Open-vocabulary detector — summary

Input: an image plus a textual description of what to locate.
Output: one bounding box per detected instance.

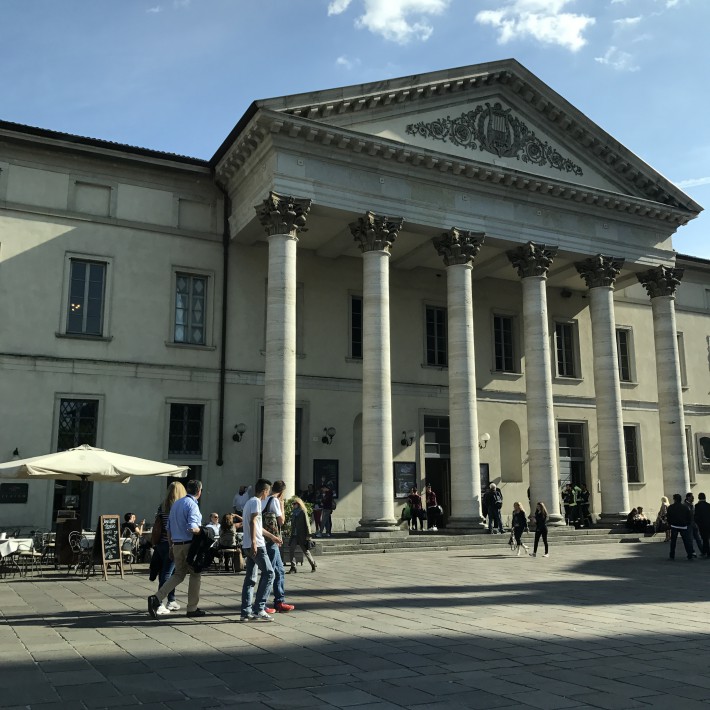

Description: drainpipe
[215,181,231,466]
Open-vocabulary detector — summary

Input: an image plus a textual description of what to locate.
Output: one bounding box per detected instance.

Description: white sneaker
[516,548,521,556]
[543,553,549,557]
[431,526,438,531]
[166,601,181,611]
[253,611,273,622]
[155,604,171,616]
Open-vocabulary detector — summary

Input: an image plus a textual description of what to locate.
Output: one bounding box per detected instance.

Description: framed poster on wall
[313,459,339,497]
[394,461,416,498]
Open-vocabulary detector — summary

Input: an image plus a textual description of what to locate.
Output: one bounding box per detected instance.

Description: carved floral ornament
[507,241,558,279]
[349,211,404,253]
[405,101,583,176]
[255,191,312,237]
[433,228,486,266]
[637,265,684,298]
[575,255,625,289]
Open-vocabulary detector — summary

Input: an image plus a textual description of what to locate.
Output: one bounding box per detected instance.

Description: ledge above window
[56,332,113,342]
[165,341,216,352]
[490,370,523,380]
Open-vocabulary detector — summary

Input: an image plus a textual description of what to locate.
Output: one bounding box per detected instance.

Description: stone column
[256,192,311,495]
[433,228,485,528]
[508,242,563,523]
[638,265,690,496]
[576,255,630,518]
[350,212,403,531]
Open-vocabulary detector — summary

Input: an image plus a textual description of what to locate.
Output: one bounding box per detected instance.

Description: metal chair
[16,539,42,577]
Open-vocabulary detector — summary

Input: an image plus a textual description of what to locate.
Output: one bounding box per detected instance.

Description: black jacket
[187,526,216,573]
[512,510,528,530]
[534,510,548,530]
[694,500,710,530]
[667,502,691,528]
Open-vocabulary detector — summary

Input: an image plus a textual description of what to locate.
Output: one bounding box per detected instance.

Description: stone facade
[0,59,708,532]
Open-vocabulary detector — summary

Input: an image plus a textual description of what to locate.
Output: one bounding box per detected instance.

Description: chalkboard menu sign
[0,483,29,504]
[95,515,124,580]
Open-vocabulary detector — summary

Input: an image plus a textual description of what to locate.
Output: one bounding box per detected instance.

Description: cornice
[215,109,695,227]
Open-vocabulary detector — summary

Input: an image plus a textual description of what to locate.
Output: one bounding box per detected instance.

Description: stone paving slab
[1,541,710,709]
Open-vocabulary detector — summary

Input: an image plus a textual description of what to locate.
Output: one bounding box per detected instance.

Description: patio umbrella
[0,445,189,483]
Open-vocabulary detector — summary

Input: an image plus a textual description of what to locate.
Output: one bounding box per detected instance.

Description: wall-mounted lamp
[400,430,416,447]
[478,433,491,449]
[322,427,336,445]
[12,448,19,458]
[232,423,247,442]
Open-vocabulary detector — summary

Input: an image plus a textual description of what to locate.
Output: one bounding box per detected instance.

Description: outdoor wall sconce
[232,423,247,442]
[12,448,19,458]
[400,430,416,447]
[478,433,491,449]
[322,427,336,445]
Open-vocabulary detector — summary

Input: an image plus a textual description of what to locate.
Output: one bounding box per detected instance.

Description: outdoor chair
[16,539,42,577]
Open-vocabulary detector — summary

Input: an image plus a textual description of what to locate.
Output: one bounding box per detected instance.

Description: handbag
[307,539,316,550]
[151,512,163,546]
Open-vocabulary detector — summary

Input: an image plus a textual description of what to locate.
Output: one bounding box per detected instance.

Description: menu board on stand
[93,514,124,580]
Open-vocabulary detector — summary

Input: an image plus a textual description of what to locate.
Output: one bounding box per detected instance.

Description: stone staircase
[312,525,659,557]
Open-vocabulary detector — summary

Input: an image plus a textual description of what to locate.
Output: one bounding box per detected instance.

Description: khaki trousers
[156,543,201,612]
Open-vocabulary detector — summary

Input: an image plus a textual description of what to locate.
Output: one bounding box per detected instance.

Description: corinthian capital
[349,211,404,253]
[433,228,485,266]
[507,241,558,279]
[256,191,312,237]
[637,265,684,298]
[575,254,625,289]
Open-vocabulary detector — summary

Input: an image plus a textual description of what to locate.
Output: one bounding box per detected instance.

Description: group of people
[655,491,710,560]
[561,483,593,528]
[300,484,337,538]
[402,484,441,531]
[147,477,319,621]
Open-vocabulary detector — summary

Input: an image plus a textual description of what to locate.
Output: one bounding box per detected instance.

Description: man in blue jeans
[240,478,280,622]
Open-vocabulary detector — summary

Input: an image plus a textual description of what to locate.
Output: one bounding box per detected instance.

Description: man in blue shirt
[148,479,206,619]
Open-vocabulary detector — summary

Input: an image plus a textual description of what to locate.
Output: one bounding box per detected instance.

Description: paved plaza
[1,541,710,709]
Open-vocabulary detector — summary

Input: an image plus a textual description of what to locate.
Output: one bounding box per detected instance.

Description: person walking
[239,478,278,622]
[262,480,295,613]
[425,483,439,531]
[511,502,529,556]
[684,492,704,554]
[656,496,671,541]
[407,486,425,531]
[667,493,694,560]
[151,481,186,616]
[530,502,549,557]
[578,483,593,527]
[148,479,206,619]
[287,497,317,573]
[319,486,336,537]
[483,483,504,534]
[694,492,710,557]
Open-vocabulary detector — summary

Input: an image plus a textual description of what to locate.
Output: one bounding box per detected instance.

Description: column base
[547,513,566,526]
[446,516,485,533]
[356,518,401,534]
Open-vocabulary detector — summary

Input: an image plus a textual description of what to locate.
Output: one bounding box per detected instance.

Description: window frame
[58,253,113,340]
[424,303,448,368]
[676,331,688,388]
[52,393,104,452]
[553,319,580,380]
[168,267,215,349]
[491,312,520,374]
[623,424,643,484]
[348,293,363,361]
[164,399,210,470]
[615,327,636,383]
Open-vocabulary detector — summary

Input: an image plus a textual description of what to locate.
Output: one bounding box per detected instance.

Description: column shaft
[651,295,690,495]
[446,263,482,525]
[262,234,297,494]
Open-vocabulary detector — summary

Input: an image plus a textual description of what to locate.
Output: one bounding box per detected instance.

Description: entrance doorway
[558,422,587,488]
[423,415,450,527]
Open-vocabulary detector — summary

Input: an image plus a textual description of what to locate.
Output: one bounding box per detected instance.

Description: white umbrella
[0,445,189,483]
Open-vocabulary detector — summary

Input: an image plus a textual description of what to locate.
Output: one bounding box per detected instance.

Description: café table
[0,537,34,577]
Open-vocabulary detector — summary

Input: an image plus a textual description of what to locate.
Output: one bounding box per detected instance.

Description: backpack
[263,496,281,537]
[494,489,503,509]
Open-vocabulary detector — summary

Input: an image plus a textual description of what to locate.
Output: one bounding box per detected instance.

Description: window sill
[490,370,523,380]
[56,332,113,342]
[259,350,306,359]
[421,364,448,371]
[620,380,639,388]
[553,376,583,384]
[165,341,216,352]
[345,357,363,364]
[627,481,645,486]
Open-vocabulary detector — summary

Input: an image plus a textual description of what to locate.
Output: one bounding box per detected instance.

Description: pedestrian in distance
[287,497,317,573]
[407,486,425,531]
[262,480,295,613]
[684,492,704,554]
[530,501,549,557]
[148,479,206,619]
[667,493,694,560]
[510,501,529,556]
[655,496,670,541]
[425,483,439,531]
[239,478,279,622]
[483,483,504,534]
[693,492,710,557]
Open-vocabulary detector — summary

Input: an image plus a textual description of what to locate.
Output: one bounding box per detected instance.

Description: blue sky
[1,0,708,256]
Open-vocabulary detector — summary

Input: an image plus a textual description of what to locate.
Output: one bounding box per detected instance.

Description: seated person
[217,513,243,571]
[122,512,145,537]
[625,508,638,531]
[205,512,221,536]
[633,506,650,532]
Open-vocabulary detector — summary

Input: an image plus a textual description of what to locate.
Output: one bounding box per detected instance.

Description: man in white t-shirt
[239,478,281,622]
[232,485,252,516]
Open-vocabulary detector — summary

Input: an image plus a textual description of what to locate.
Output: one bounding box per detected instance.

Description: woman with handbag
[152,481,186,616]
[287,497,317,573]
[510,501,529,556]
[425,483,439,532]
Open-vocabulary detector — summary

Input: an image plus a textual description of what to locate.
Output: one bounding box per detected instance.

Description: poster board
[393,461,416,498]
[94,514,124,580]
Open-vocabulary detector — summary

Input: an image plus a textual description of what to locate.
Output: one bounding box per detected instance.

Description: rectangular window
[677,332,687,387]
[57,398,99,451]
[623,425,641,483]
[66,259,106,336]
[425,306,447,366]
[350,295,363,359]
[686,426,696,484]
[168,403,204,457]
[616,328,633,382]
[555,322,577,378]
[174,273,207,345]
[493,315,515,372]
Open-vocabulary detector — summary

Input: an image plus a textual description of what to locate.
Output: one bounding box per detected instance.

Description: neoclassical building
[0,59,708,532]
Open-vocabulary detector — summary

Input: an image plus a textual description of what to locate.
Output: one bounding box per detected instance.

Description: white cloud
[146,5,162,13]
[336,55,361,70]
[676,176,710,189]
[475,0,595,52]
[327,0,450,44]
[594,46,640,71]
[613,15,642,27]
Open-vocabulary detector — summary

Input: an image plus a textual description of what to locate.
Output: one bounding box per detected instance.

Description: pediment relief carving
[405,101,583,177]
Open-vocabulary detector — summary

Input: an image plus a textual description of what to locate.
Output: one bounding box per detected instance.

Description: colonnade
[256,191,689,531]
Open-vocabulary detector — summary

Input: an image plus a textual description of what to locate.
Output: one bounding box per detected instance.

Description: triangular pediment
[251,59,700,216]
